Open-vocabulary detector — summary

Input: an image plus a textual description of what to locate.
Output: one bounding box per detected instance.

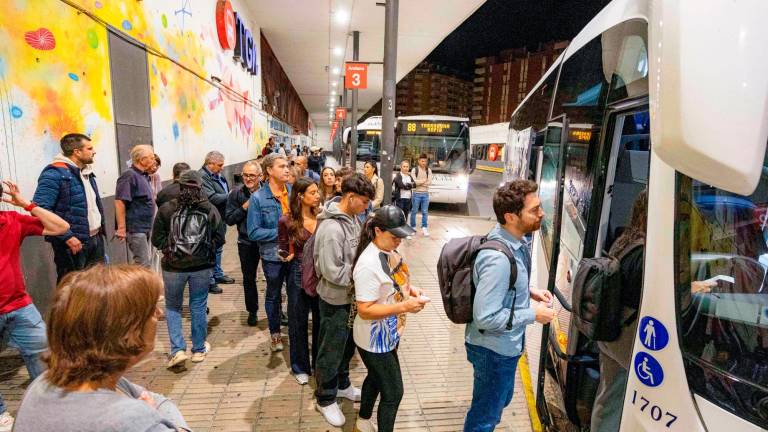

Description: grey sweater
[314,201,361,305]
[14,375,189,432]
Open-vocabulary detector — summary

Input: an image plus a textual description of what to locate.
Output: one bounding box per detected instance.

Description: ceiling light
[333,46,343,57]
[334,10,349,25]
[331,90,337,95]
[332,67,340,75]
[332,82,337,87]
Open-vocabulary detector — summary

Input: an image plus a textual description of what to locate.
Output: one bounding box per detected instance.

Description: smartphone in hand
[278,249,290,259]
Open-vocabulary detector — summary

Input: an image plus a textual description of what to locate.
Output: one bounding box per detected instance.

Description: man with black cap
[152,170,224,369]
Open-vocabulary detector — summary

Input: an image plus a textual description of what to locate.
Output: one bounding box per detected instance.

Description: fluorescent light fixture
[334,9,348,24]
[332,67,340,75]
[331,90,337,95]
[333,46,343,57]
[332,82,337,87]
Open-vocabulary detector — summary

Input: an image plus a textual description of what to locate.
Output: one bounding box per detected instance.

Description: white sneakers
[168,341,210,367]
[422,227,430,237]
[0,412,14,432]
[293,373,310,385]
[167,350,188,368]
[316,385,362,427]
[316,402,345,427]
[337,384,362,402]
[270,333,284,352]
[191,341,211,363]
[354,417,378,432]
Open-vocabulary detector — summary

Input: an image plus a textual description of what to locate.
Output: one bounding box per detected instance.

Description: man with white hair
[115,144,157,267]
[200,151,232,294]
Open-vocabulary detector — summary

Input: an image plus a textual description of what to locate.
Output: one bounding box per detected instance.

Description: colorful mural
[0,0,267,195]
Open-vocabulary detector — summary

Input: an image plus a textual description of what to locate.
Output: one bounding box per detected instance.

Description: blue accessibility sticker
[634,352,664,387]
[639,316,668,351]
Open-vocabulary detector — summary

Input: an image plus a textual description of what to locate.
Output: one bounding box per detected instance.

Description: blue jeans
[211,245,225,284]
[410,192,429,228]
[0,304,47,414]
[287,260,320,375]
[164,269,211,355]
[262,259,289,334]
[463,343,520,432]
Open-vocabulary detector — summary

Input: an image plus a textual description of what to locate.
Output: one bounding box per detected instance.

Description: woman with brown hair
[14,264,189,432]
[319,167,337,203]
[277,177,321,385]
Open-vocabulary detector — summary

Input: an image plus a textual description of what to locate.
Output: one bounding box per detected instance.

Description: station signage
[335,107,347,120]
[345,63,368,89]
[216,0,259,76]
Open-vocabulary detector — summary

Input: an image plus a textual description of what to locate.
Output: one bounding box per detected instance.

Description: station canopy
[245,0,485,127]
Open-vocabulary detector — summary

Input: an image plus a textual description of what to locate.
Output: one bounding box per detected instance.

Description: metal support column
[380,0,398,204]
[341,80,348,167]
[350,31,360,170]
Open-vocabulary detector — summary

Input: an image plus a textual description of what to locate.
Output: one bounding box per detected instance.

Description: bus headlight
[457,174,468,190]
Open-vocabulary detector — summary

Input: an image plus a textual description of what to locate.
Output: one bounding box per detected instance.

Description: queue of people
[0,130,564,432]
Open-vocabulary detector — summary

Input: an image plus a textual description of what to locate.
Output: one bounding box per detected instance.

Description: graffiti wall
[0,0,268,196]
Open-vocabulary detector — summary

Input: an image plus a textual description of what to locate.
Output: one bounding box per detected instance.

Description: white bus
[395,115,471,207]
[343,116,383,168]
[502,0,768,431]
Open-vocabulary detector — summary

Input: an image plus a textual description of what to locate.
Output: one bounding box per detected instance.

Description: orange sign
[335,107,346,120]
[345,63,368,89]
[488,144,500,161]
[331,121,339,140]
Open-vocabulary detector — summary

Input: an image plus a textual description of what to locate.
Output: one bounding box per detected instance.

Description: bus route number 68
[631,389,678,428]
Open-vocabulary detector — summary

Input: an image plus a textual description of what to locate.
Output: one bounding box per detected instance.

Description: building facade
[472,41,568,125]
[394,62,472,118]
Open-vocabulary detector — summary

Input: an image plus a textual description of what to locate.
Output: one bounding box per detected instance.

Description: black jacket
[151,199,224,272]
[308,154,325,173]
[392,172,414,201]
[156,182,180,208]
[225,184,257,246]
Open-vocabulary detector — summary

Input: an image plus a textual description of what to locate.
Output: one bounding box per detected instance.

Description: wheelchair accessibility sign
[639,316,668,351]
[634,352,664,387]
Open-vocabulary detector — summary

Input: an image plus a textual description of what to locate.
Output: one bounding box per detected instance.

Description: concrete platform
[0,215,533,432]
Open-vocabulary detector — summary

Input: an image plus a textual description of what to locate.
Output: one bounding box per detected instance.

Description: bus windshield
[356,131,381,161]
[396,125,469,174]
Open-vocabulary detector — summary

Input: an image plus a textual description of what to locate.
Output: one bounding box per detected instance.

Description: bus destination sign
[400,121,463,136]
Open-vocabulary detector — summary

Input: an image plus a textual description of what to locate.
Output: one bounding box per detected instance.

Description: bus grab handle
[551,286,572,312]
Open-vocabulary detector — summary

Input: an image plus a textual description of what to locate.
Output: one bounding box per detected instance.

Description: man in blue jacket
[247,153,291,352]
[33,133,106,281]
[463,180,555,432]
[200,151,232,294]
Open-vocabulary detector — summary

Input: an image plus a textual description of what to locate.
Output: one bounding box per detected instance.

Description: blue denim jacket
[246,183,291,262]
[465,223,536,357]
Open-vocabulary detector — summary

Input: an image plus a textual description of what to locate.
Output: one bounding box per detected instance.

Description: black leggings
[358,348,404,432]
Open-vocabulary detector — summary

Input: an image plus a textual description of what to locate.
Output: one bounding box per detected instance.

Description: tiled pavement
[0,215,533,432]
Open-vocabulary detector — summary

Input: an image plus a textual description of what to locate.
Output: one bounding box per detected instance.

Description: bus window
[676,148,768,429]
[539,125,563,260]
[356,131,381,161]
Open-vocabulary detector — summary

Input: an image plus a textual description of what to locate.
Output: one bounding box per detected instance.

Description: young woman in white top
[392,160,414,216]
[351,206,428,432]
[363,160,385,209]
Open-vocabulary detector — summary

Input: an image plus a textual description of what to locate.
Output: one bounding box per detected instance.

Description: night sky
[426,0,611,78]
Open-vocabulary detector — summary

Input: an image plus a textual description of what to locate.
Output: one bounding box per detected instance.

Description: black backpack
[437,235,518,328]
[164,205,214,269]
[571,241,643,342]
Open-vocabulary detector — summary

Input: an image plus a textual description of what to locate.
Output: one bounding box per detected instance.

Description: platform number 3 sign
[345,63,368,90]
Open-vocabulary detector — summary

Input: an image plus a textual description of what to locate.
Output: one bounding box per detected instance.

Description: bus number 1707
[631,389,679,428]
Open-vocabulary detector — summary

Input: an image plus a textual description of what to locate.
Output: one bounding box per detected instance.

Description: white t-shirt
[353,242,404,353]
[399,174,413,199]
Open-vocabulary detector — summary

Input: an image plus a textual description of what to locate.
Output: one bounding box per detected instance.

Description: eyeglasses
[242,173,261,179]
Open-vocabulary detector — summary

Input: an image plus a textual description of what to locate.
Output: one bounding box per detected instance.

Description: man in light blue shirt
[464,180,555,432]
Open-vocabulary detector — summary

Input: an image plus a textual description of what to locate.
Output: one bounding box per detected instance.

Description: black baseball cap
[178,170,202,188]
[372,205,416,238]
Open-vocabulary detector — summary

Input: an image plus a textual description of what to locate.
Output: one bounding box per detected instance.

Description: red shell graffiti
[24,28,56,50]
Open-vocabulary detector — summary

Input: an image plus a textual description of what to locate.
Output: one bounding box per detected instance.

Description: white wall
[315,126,332,151]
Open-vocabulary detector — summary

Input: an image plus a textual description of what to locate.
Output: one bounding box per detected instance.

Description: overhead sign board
[336,107,347,120]
[345,63,368,89]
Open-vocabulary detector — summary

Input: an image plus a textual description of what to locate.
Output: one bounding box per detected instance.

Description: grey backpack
[572,242,643,341]
[437,235,517,327]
